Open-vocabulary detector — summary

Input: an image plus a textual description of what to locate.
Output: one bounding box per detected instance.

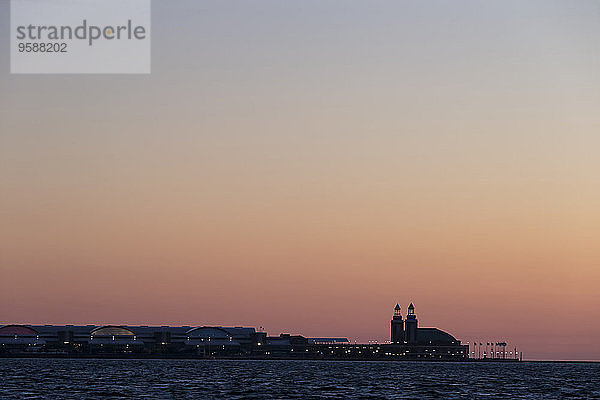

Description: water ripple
[0,359,598,399]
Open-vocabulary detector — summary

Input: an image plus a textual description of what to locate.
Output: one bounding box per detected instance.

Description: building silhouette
[391,303,404,343]
[0,303,469,360]
[387,302,468,359]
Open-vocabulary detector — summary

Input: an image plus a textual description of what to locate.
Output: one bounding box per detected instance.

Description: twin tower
[390,303,418,344]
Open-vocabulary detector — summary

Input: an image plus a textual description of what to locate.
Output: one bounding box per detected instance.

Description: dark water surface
[0,358,599,399]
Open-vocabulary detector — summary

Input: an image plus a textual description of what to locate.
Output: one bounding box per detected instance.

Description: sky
[1,0,599,361]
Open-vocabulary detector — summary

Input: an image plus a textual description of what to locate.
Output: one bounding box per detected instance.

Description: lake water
[0,358,598,399]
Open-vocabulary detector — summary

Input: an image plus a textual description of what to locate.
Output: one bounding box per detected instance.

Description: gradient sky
[1,0,599,361]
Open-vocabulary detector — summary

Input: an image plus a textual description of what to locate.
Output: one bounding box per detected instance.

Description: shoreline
[0,354,524,362]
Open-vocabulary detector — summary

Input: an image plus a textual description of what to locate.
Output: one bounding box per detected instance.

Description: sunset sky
[1,0,599,361]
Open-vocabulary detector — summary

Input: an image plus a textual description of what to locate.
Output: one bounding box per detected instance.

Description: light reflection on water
[1,358,599,399]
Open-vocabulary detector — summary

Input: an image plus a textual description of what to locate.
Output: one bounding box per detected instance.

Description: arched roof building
[184,327,240,348]
[88,326,142,345]
[0,325,38,336]
[90,326,136,337]
[0,325,45,346]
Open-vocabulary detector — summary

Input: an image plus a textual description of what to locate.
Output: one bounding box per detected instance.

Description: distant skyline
[1,0,599,361]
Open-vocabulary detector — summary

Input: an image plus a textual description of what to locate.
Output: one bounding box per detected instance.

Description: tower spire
[390,303,404,343]
[405,302,418,344]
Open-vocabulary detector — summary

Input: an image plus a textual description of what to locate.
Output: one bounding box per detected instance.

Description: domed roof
[416,328,458,345]
[186,326,232,340]
[91,326,135,336]
[0,325,38,336]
